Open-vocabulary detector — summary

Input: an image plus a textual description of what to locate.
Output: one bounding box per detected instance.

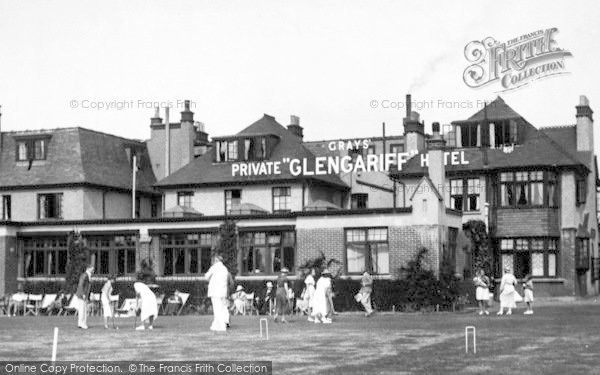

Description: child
[523,274,534,315]
[101,275,116,329]
[473,269,490,315]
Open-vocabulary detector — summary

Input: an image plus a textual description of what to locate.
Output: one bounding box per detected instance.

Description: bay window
[498,170,560,208]
[498,237,559,278]
[161,233,216,275]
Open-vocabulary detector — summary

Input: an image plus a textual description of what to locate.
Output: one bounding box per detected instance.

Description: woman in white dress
[497,266,520,315]
[312,269,332,324]
[134,281,158,330]
[304,268,316,322]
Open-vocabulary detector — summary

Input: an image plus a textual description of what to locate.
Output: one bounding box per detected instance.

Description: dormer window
[493,119,518,147]
[216,140,239,162]
[15,136,50,161]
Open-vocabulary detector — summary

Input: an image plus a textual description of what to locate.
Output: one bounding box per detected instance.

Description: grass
[1,303,600,374]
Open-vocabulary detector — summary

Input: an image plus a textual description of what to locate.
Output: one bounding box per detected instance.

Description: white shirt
[205,261,229,298]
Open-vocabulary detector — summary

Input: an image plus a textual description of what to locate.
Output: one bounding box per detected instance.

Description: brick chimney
[403,94,425,154]
[287,115,304,139]
[426,122,446,198]
[576,95,594,152]
[150,106,162,126]
[180,100,194,124]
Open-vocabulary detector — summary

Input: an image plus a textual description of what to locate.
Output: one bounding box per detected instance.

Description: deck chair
[176,293,190,315]
[25,294,43,316]
[39,294,57,315]
[61,295,79,316]
[155,294,165,315]
[243,292,258,315]
[116,298,137,317]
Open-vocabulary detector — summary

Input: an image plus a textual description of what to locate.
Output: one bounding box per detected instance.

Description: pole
[51,327,58,361]
[132,153,137,218]
[165,107,170,177]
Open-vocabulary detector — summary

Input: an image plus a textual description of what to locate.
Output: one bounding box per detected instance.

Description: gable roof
[154,114,348,189]
[409,175,443,201]
[0,127,157,194]
[394,100,589,178]
[458,96,521,122]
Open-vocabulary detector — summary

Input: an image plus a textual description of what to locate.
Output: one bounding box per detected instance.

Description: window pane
[501,239,513,250]
[163,248,173,275]
[531,182,543,205]
[347,244,367,273]
[189,248,198,273]
[371,243,389,274]
[531,253,544,276]
[548,254,556,277]
[367,228,387,241]
[126,249,135,274]
[174,249,185,274]
[502,254,513,273]
[200,248,212,274]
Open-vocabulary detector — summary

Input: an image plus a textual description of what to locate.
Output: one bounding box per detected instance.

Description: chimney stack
[287,115,304,139]
[576,95,594,152]
[403,93,425,154]
[150,106,162,126]
[426,121,447,206]
[180,100,194,123]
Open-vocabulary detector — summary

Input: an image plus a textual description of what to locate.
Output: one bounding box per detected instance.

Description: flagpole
[132,153,137,218]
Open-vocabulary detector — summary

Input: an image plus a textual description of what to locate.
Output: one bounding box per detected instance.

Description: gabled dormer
[448,97,523,149]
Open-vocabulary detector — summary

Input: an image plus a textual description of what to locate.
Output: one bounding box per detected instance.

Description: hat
[321,269,331,275]
[266,281,273,287]
[236,285,244,292]
[504,266,511,272]
[281,267,289,273]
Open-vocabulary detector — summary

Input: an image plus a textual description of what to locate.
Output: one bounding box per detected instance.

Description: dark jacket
[76,271,91,300]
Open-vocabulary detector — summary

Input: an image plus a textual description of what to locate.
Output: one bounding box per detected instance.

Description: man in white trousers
[75,265,94,329]
[205,255,229,332]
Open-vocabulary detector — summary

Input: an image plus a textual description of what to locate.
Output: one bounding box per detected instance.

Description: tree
[400,247,438,311]
[215,219,238,275]
[462,220,492,276]
[137,258,156,284]
[65,231,89,293]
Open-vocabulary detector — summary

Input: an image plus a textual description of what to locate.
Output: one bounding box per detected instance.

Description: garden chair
[24,294,43,316]
[39,294,57,315]
[155,294,165,315]
[56,294,71,315]
[116,298,137,317]
[10,292,28,316]
[242,292,259,315]
[176,293,190,315]
[60,295,79,316]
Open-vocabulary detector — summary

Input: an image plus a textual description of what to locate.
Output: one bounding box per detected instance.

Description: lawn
[1,303,600,374]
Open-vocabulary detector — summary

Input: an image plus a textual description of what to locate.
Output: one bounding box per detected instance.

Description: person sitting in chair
[47,290,67,315]
[231,285,246,315]
[164,290,183,316]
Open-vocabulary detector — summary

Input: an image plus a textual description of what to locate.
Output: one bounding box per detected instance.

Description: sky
[1,0,599,152]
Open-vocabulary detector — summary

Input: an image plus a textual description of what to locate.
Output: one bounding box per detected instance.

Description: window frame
[497,170,560,209]
[350,193,369,209]
[15,138,48,161]
[344,227,389,275]
[160,232,217,276]
[22,236,68,277]
[272,186,291,213]
[37,193,63,220]
[497,237,560,278]
[177,191,194,208]
[224,189,242,214]
[240,230,296,275]
[1,195,11,220]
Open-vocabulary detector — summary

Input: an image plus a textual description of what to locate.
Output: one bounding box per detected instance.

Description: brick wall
[495,208,560,237]
[296,225,443,279]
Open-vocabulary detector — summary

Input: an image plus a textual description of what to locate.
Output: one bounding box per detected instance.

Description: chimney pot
[185,100,191,111]
[406,94,412,118]
[290,115,300,126]
[432,122,440,133]
[180,100,194,123]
